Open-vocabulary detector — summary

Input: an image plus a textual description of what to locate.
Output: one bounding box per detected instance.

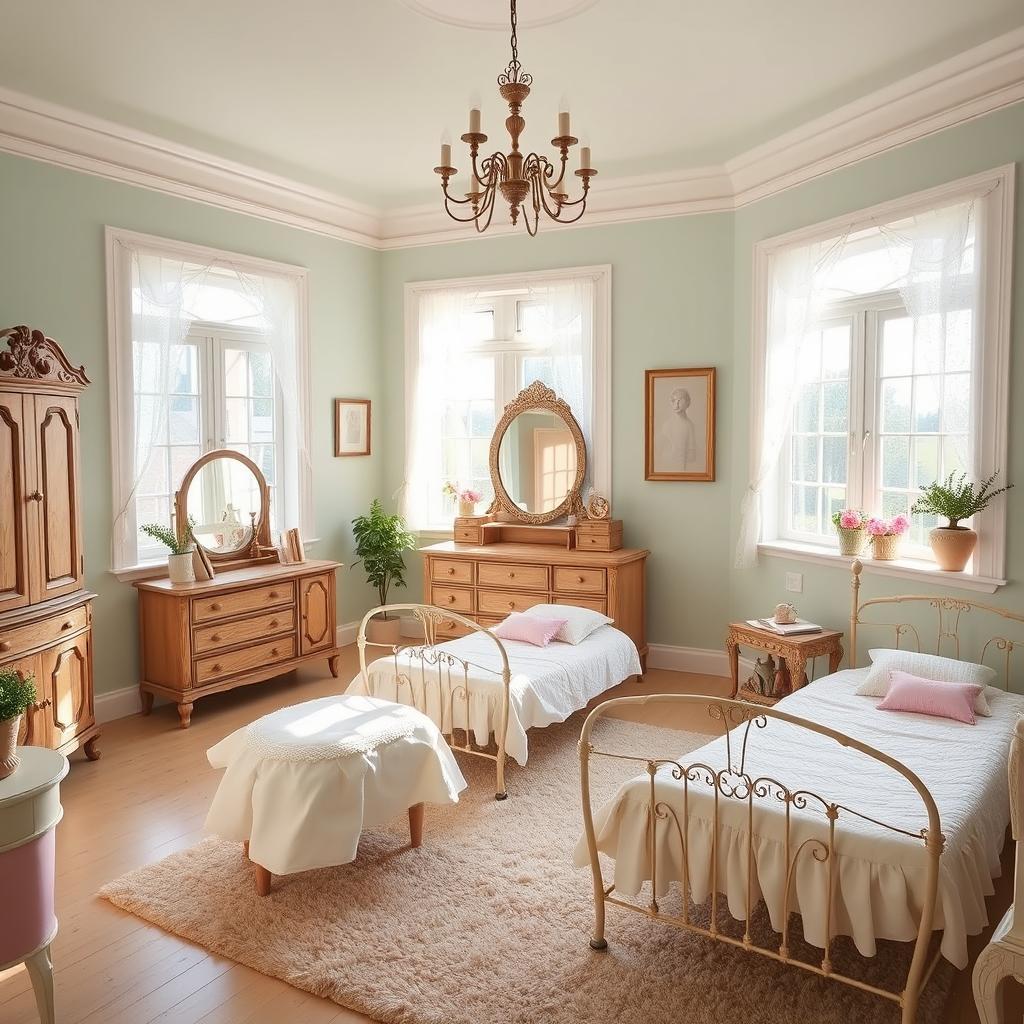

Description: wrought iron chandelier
[433,0,597,235]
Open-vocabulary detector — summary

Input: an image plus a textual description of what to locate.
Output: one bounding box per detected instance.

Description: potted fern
[911,471,1013,571]
[0,668,37,780]
[351,499,416,645]
[140,519,196,584]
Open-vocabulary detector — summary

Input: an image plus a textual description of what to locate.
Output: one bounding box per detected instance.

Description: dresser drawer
[554,596,608,615]
[192,582,296,623]
[193,607,296,655]
[194,635,296,685]
[0,604,89,661]
[431,585,474,613]
[478,562,548,591]
[553,567,607,595]
[477,589,545,616]
[431,559,474,585]
[436,615,475,639]
[454,525,483,544]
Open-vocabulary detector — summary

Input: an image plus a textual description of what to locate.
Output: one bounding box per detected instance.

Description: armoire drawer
[431,585,474,613]
[477,590,545,616]
[194,635,296,685]
[192,582,296,623]
[478,562,548,591]
[0,604,89,661]
[553,567,607,595]
[431,559,474,585]
[193,607,296,655]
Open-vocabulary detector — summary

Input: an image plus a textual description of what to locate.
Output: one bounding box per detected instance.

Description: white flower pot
[458,499,477,517]
[0,715,21,781]
[168,552,196,585]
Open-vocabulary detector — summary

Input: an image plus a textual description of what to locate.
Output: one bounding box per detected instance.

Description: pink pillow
[492,612,568,648]
[876,670,982,724]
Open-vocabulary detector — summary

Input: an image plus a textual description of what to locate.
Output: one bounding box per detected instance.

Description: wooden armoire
[0,326,99,761]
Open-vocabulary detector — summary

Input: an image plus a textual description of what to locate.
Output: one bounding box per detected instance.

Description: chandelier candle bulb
[440,143,452,168]
[469,107,481,134]
[558,110,570,137]
[580,146,591,170]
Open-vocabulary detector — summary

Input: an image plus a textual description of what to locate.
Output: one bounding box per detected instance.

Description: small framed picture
[334,398,371,457]
[645,368,716,481]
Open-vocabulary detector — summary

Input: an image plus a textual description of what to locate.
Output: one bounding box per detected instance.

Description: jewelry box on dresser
[0,326,100,761]
[134,449,343,728]
[420,381,648,666]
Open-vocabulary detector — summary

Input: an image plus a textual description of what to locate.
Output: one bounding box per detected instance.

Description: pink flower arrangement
[867,514,910,537]
[831,508,868,530]
[459,487,482,504]
[442,481,482,503]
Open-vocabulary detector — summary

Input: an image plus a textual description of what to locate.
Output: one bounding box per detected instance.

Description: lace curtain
[735,198,978,568]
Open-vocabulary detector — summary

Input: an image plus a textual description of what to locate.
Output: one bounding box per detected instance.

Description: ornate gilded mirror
[174,449,272,562]
[488,381,587,524]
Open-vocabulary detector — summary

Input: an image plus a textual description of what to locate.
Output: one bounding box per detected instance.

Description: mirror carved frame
[487,380,588,525]
[173,448,274,567]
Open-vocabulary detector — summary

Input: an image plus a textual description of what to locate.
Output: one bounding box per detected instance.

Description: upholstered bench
[204,694,467,895]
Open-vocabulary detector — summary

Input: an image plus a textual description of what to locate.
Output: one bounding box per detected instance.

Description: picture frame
[334,398,371,457]
[644,367,716,481]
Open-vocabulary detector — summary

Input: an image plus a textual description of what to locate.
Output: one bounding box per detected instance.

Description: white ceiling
[0,0,1022,207]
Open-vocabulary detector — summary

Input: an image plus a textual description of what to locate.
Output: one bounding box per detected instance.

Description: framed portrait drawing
[644,368,716,481]
[334,398,371,457]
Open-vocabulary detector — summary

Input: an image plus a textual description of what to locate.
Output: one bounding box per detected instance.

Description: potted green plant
[0,668,38,780]
[911,471,1013,571]
[141,519,195,584]
[351,499,416,645]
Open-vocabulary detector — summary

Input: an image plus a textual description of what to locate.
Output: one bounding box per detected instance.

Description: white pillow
[522,604,612,645]
[856,648,997,716]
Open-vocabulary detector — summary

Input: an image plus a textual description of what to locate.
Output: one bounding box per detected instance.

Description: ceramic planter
[836,527,868,556]
[168,551,196,585]
[457,499,477,517]
[0,715,21,780]
[366,615,402,647]
[929,526,978,572]
[870,534,901,561]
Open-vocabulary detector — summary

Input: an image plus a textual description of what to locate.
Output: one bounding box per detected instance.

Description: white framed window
[106,228,312,576]
[747,166,1015,591]
[403,266,611,532]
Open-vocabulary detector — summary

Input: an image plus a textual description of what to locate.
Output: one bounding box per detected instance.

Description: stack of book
[278,528,306,564]
[746,617,823,637]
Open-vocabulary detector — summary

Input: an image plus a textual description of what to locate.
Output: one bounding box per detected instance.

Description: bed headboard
[849,560,1024,688]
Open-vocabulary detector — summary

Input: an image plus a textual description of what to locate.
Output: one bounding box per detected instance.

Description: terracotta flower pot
[870,534,901,561]
[457,499,477,517]
[0,714,21,781]
[836,527,868,556]
[365,615,402,647]
[929,526,978,572]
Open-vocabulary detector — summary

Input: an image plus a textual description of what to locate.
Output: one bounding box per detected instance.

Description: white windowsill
[111,537,322,583]
[757,540,1007,594]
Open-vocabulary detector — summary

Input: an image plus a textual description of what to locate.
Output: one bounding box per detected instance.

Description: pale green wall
[729,102,1024,665]
[379,216,736,649]
[0,151,383,696]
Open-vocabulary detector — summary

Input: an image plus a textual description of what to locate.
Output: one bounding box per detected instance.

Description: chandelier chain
[509,0,519,70]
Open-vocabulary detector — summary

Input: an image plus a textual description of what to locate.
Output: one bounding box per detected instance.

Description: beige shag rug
[100,714,954,1024]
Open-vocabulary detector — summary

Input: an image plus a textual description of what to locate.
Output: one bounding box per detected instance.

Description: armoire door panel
[0,393,30,613]
[32,395,83,602]
[42,632,94,747]
[7,654,52,748]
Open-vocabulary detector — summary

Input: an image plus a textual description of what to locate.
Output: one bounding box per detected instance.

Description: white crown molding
[0,27,1022,250]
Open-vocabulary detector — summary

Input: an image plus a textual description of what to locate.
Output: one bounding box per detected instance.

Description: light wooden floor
[0,648,1018,1023]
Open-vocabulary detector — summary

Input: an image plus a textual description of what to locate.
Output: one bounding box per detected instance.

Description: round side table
[0,747,69,1024]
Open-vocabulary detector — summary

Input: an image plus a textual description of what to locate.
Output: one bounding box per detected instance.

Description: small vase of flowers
[0,668,38,780]
[831,508,869,556]
[140,519,196,585]
[867,514,910,561]
[444,481,483,518]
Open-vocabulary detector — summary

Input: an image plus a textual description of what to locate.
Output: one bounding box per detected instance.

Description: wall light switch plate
[785,572,803,593]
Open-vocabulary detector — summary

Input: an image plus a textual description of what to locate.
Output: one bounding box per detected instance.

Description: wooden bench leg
[244,840,272,896]
[408,802,424,848]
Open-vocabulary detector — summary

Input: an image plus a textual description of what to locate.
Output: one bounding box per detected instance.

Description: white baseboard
[647,644,755,680]
[95,685,143,724]
[337,621,359,647]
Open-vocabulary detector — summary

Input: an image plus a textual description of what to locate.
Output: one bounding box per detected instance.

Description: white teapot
[773,602,798,625]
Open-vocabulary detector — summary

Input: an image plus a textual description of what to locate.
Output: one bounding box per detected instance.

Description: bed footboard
[357,604,512,799]
[578,694,945,1024]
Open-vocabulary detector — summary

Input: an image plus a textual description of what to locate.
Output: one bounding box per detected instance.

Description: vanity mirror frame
[487,380,588,525]
[173,448,273,566]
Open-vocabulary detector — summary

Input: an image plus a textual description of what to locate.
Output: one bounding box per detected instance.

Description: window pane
[945,310,972,372]
[881,379,911,432]
[881,436,910,489]
[138,449,168,496]
[822,486,846,536]
[170,445,202,487]
[881,490,910,519]
[821,325,850,380]
[224,348,248,397]
[791,485,818,534]
[791,436,818,483]
[168,397,200,444]
[913,315,943,374]
[943,374,970,433]
[249,350,273,398]
[521,355,555,389]
[943,435,970,476]
[913,375,941,432]
[462,308,495,342]
[913,436,939,489]
[822,436,847,484]
[822,380,848,433]
[882,317,913,377]
[225,397,249,443]
[251,398,275,442]
[794,383,819,433]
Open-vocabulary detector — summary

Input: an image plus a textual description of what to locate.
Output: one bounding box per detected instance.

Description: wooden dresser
[134,559,343,727]
[0,326,99,761]
[419,540,648,668]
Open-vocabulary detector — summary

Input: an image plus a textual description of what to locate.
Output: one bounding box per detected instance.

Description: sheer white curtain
[525,276,595,492]
[400,288,475,528]
[735,233,849,568]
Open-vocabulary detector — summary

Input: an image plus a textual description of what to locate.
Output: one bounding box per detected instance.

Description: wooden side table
[0,746,69,1024]
[726,622,844,705]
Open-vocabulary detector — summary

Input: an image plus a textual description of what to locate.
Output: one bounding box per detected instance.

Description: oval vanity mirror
[489,380,587,525]
[175,449,270,559]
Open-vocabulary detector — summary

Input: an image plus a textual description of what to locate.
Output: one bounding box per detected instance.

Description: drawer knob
[447,567,456,575]
[269,620,279,628]
[269,591,279,599]
[271,647,279,657]
[447,595,456,604]
[577,575,585,584]
[508,601,514,608]
[61,620,74,630]
[27,490,43,502]
[0,641,10,652]
[210,634,221,643]
[508,571,515,578]
[211,602,222,612]
[211,663,222,673]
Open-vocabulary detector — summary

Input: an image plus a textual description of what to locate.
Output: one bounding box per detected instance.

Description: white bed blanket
[573,669,1023,968]
[346,624,641,766]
